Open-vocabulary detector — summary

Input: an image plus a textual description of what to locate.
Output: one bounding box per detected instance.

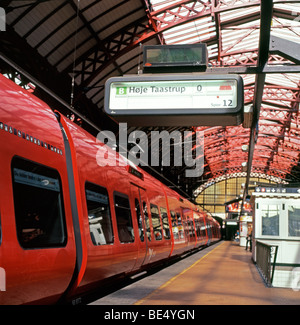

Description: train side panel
[193,211,209,248]
[59,116,139,295]
[141,176,173,265]
[60,116,173,296]
[164,188,189,257]
[0,74,221,304]
[0,75,76,304]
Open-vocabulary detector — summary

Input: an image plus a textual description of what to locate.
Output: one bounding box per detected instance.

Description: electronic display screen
[104,74,244,127]
[143,44,207,68]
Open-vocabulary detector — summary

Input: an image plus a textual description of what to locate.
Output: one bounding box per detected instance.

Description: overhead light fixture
[242,144,249,152]
[241,161,247,172]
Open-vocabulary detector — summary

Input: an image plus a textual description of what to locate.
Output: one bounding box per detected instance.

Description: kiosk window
[288,205,300,237]
[86,182,114,245]
[114,194,134,243]
[261,204,280,236]
[12,157,67,249]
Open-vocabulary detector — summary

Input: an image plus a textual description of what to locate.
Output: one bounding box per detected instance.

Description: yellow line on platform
[134,241,225,305]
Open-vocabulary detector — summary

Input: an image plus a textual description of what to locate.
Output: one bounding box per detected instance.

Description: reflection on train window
[288,205,300,237]
[114,193,134,243]
[160,207,170,239]
[12,157,67,249]
[135,198,144,242]
[85,182,114,245]
[143,201,152,241]
[150,204,162,240]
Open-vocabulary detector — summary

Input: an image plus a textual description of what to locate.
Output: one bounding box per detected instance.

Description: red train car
[0,74,221,304]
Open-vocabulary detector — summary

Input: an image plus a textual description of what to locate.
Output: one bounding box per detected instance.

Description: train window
[150,204,162,240]
[85,182,114,245]
[176,212,184,239]
[195,219,201,237]
[200,218,206,238]
[135,198,144,242]
[171,211,179,240]
[188,218,195,238]
[288,205,300,237]
[143,201,152,241]
[114,193,134,243]
[171,211,177,225]
[11,157,67,249]
[160,207,170,240]
[182,218,189,238]
[207,222,212,238]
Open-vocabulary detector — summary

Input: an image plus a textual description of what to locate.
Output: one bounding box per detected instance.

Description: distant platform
[89,241,299,305]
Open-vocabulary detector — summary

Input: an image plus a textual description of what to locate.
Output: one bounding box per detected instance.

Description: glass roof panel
[147,0,300,187]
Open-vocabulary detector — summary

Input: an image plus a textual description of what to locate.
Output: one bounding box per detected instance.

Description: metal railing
[256,241,278,287]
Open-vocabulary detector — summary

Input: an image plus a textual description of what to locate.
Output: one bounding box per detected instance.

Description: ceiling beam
[242,0,274,206]
[72,0,264,100]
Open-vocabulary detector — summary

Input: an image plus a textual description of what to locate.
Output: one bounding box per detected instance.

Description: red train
[0,74,221,305]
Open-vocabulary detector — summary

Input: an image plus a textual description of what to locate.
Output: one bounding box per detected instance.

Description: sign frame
[104,74,244,126]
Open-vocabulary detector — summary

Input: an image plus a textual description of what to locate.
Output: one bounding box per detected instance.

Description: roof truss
[1,0,300,200]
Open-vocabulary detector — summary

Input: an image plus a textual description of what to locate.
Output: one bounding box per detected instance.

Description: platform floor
[89,241,300,305]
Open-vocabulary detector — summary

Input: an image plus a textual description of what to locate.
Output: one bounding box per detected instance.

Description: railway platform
[89,241,299,305]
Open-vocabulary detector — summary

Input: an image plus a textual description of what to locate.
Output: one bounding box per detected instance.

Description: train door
[131,184,151,270]
[1,155,76,304]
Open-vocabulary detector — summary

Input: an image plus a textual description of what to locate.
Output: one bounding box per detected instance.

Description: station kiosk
[251,187,300,288]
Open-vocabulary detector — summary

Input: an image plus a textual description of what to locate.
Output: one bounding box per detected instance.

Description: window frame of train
[104,74,244,127]
[85,182,114,246]
[113,192,135,243]
[11,156,67,249]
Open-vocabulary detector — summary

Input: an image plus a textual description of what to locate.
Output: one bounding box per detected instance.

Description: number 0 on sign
[104,74,244,127]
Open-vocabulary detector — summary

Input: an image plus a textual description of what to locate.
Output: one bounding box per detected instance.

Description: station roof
[1,0,300,200]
